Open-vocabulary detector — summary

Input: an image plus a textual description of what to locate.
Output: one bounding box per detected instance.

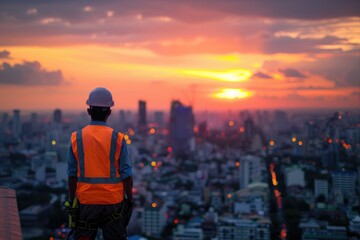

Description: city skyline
[0,0,359,111]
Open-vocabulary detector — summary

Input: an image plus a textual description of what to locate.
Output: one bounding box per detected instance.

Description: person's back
[67,87,133,240]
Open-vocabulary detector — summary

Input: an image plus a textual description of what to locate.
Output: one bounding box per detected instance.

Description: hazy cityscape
[0,100,359,240]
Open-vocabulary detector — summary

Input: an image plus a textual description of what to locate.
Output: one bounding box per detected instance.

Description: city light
[328,139,333,144]
[229,120,234,127]
[149,128,156,135]
[227,193,232,199]
[235,161,240,167]
[239,127,245,133]
[173,218,179,224]
[292,137,296,142]
[269,140,275,146]
[124,135,129,140]
[298,141,303,146]
[128,128,135,136]
[126,139,131,145]
[167,146,173,153]
[280,229,287,239]
[51,140,56,145]
[274,189,281,198]
[151,161,156,167]
[151,202,157,208]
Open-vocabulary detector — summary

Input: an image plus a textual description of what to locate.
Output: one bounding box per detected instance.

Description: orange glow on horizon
[184,69,252,82]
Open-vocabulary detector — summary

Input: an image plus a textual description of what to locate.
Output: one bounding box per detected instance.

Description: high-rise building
[154,111,164,127]
[314,178,329,200]
[305,121,320,140]
[142,202,167,237]
[244,117,255,140]
[0,113,9,141]
[332,171,357,196]
[30,112,37,123]
[169,100,195,155]
[274,110,289,132]
[12,109,21,139]
[138,100,147,135]
[239,155,262,189]
[53,109,62,124]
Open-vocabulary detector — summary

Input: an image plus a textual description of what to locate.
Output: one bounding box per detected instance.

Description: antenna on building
[181,84,197,108]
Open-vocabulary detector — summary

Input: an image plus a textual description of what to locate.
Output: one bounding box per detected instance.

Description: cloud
[0,1,358,57]
[0,50,10,59]
[286,93,307,100]
[279,68,306,78]
[1,0,359,23]
[253,72,272,79]
[298,55,360,87]
[0,61,64,86]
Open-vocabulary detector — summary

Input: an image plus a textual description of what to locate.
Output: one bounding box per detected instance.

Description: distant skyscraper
[138,100,147,135]
[244,117,255,140]
[274,110,289,132]
[53,109,62,124]
[305,121,320,140]
[154,111,164,127]
[118,110,126,131]
[30,112,37,123]
[12,109,21,139]
[0,113,9,142]
[169,100,195,155]
[239,110,251,124]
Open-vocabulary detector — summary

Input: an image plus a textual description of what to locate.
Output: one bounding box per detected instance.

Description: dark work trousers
[69,201,127,240]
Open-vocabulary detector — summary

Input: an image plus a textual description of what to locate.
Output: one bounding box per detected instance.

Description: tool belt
[77,201,127,230]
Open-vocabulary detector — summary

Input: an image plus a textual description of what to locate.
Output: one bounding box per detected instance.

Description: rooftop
[0,186,22,240]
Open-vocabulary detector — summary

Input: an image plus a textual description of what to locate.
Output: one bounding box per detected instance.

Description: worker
[67,87,133,240]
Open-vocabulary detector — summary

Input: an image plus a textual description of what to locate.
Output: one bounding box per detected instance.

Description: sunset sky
[0,0,359,112]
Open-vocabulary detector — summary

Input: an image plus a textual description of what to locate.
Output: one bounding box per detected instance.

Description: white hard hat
[86,87,114,107]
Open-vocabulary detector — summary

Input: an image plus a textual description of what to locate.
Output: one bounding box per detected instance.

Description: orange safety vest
[71,125,124,204]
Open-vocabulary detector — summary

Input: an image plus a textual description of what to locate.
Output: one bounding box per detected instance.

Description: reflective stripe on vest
[75,129,122,184]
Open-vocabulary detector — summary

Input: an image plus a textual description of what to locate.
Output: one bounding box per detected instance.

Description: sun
[214,88,252,99]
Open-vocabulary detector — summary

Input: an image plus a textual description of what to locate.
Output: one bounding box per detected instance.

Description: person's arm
[68,176,78,202]
[123,176,133,202]
[67,143,78,202]
[119,138,133,201]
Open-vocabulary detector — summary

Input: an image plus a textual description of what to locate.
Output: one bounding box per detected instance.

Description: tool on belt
[64,197,79,228]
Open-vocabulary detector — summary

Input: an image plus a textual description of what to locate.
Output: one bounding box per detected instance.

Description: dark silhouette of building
[169,100,195,156]
[138,100,147,135]
[274,110,289,132]
[53,109,62,124]
[12,109,21,139]
[154,111,164,127]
